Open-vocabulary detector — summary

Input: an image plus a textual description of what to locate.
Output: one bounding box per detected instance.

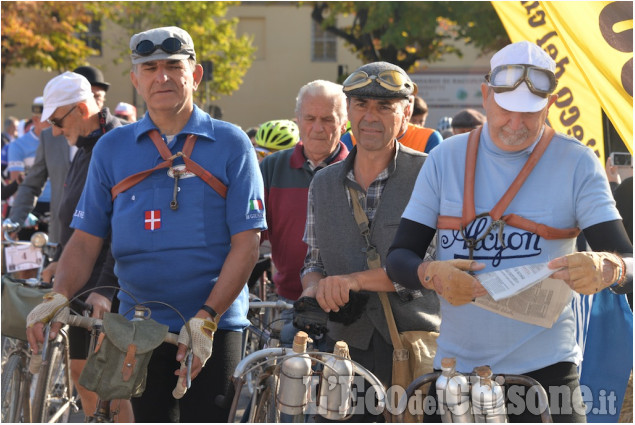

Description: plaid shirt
[302,149,422,300]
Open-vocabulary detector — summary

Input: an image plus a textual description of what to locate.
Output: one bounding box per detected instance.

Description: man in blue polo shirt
[26,26,266,422]
[6,97,53,225]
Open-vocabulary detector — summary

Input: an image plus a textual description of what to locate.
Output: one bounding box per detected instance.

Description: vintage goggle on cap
[342,61,417,99]
[130,26,196,65]
[487,41,557,112]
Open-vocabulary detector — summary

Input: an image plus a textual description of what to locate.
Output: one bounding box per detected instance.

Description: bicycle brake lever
[186,351,193,389]
[41,323,51,360]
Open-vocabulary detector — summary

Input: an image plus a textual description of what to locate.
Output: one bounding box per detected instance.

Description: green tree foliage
[310,1,509,72]
[98,1,255,101]
[1,1,98,89]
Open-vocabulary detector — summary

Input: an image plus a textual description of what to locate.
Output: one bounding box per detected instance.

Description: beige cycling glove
[26,292,69,328]
[173,317,216,399]
[562,251,623,295]
[421,259,479,306]
[177,317,216,367]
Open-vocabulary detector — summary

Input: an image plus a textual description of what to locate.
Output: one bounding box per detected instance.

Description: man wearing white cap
[387,41,632,421]
[30,71,130,421]
[7,65,115,245]
[27,26,265,422]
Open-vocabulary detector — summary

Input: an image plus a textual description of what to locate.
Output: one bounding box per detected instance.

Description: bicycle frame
[31,325,76,423]
[227,347,388,423]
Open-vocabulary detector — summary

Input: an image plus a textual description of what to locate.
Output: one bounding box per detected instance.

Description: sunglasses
[342,70,414,94]
[255,147,272,160]
[485,64,557,98]
[47,105,77,128]
[133,37,190,57]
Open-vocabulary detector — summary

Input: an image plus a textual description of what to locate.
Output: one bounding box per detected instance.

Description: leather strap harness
[436,126,580,260]
[110,130,227,208]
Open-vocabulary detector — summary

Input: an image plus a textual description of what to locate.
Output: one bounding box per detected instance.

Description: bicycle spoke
[32,335,73,423]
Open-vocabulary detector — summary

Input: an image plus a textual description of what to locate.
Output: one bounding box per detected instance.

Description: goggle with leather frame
[342,70,416,94]
[485,64,557,98]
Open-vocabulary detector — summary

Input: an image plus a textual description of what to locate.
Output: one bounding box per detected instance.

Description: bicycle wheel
[253,374,280,423]
[31,332,73,423]
[1,353,27,422]
[1,336,19,368]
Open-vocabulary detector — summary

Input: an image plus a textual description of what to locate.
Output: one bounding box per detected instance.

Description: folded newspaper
[473,262,571,328]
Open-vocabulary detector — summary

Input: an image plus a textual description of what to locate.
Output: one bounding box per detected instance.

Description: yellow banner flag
[491,1,634,161]
[541,1,632,153]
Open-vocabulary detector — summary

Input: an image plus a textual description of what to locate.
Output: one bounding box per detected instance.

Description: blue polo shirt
[71,106,266,331]
[7,130,51,202]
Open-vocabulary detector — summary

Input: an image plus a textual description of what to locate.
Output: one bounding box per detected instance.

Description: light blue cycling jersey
[402,123,620,374]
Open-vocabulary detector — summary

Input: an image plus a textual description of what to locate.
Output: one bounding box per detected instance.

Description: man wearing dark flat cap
[299,61,440,420]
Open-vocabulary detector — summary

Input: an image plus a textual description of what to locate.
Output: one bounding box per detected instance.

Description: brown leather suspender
[436,126,580,242]
[110,130,228,202]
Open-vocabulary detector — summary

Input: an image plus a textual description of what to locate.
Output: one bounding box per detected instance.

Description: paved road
[69,386,250,422]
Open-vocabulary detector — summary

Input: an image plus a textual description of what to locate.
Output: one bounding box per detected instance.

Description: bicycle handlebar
[2,218,20,240]
[2,220,57,250]
[2,275,52,289]
[66,315,179,345]
[400,371,553,423]
[68,297,93,316]
[248,300,294,310]
[225,348,388,423]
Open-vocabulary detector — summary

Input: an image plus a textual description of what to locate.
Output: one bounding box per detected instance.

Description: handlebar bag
[79,312,168,400]
[1,275,51,340]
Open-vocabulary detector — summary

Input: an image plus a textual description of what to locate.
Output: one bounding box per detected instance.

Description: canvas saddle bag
[79,312,168,400]
[1,275,51,341]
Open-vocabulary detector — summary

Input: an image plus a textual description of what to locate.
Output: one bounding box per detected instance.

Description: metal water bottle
[471,366,507,423]
[276,331,312,415]
[318,341,354,420]
[436,357,474,423]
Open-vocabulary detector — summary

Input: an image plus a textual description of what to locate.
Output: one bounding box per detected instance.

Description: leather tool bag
[79,312,168,400]
[348,187,438,422]
[1,275,51,341]
[378,293,438,422]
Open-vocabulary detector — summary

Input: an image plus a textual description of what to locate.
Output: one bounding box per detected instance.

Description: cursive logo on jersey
[440,216,542,267]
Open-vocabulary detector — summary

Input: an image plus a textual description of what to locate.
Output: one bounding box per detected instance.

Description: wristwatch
[200,304,221,324]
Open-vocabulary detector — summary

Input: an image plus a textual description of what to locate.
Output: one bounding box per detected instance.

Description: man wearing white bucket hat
[387,40,632,421]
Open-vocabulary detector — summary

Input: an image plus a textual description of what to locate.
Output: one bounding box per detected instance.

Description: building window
[312,21,336,62]
[81,18,102,56]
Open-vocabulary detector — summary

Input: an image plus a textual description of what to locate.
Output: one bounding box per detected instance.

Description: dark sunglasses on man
[133,37,191,57]
[485,64,558,98]
[47,105,77,129]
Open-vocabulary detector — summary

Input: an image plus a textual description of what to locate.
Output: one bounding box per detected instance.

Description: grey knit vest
[312,144,440,350]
